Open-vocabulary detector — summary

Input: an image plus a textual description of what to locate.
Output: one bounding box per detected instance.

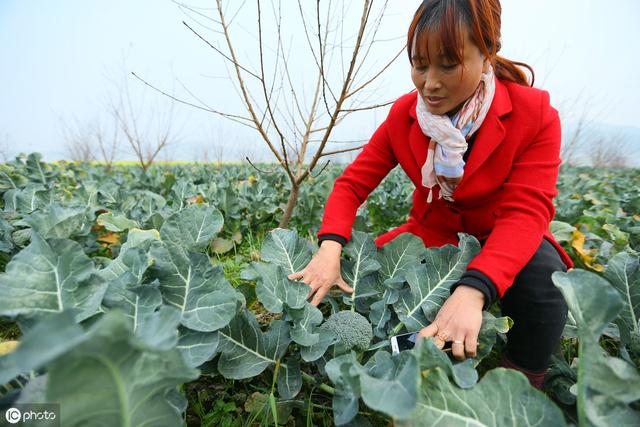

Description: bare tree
[94,117,121,172]
[557,89,613,167]
[61,118,97,162]
[110,71,181,172]
[589,134,630,168]
[199,125,228,164]
[557,91,591,166]
[0,134,13,163]
[139,0,404,228]
[61,116,121,170]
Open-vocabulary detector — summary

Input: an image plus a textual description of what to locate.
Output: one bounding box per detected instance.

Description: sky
[1,0,639,163]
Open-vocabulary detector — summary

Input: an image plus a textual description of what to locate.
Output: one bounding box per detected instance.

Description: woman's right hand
[287,240,354,306]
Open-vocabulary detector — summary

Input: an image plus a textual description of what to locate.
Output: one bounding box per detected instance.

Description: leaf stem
[301,371,335,395]
[270,359,281,395]
[391,322,405,336]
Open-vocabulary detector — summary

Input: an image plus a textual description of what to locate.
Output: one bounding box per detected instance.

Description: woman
[288,0,573,390]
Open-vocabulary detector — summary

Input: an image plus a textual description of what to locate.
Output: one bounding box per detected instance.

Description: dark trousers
[497,238,569,372]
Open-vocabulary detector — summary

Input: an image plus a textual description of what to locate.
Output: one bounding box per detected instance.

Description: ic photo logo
[4,407,21,424]
[2,405,59,425]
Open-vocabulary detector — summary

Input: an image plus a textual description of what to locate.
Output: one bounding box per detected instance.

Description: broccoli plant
[320,310,373,354]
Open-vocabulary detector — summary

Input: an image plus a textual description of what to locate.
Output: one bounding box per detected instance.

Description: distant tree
[61,116,121,171]
[94,117,121,172]
[110,70,181,172]
[0,134,13,163]
[557,90,597,167]
[62,119,97,163]
[589,134,630,168]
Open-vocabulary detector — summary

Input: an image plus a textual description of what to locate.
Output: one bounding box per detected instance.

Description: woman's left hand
[416,285,485,360]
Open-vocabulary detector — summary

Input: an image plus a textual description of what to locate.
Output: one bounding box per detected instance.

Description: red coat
[317,78,574,298]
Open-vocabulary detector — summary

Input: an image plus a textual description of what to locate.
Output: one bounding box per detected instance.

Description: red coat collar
[408,78,513,199]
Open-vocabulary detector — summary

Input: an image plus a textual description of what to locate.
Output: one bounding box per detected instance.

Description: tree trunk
[279,181,300,229]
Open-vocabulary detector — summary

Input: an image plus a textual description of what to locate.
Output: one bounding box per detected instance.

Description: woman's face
[411,26,490,116]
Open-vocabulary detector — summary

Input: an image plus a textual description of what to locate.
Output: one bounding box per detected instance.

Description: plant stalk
[301,371,335,395]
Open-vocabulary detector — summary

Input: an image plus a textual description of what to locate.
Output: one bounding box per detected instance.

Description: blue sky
[1,0,639,162]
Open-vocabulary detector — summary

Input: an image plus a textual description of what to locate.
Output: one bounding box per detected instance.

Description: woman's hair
[407,0,534,87]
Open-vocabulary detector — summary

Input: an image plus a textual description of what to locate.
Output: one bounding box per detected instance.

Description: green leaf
[134,304,181,351]
[0,234,107,321]
[4,184,49,214]
[0,164,28,190]
[150,245,238,332]
[176,327,220,368]
[45,311,199,427]
[121,228,161,251]
[393,233,480,332]
[341,231,382,307]
[260,228,313,274]
[277,358,302,399]
[551,220,577,244]
[475,312,513,362]
[25,152,53,185]
[160,204,223,252]
[100,246,152,285]
[377,233,427,286]
[396,368,567,427]
[250,262,309,313]
[326,349,420,424]
[300,328,337,362]
[355,351,419,419]
[26,204,92,239]
[325,353,362,426]
[553,269,640,426]
[97,212,140,232]
[603,252,640,342]
[0,311,85,384]
[412,338,478,389]
[217,310,291,379]
[288,302,323,346]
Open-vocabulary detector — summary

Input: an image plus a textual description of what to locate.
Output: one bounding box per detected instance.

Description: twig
[245,157,279,175]
[319,145,365,158]
[311,160,331,178]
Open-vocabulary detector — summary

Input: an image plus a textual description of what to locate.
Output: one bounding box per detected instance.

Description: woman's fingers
[287,270,305,281]
[310,286,330,307]
[416,322,439,346]
[337,278,354,293]
[306,283,319,301]
[449,333,480,360]
[465,336,478,358]
[290,269,353,306]
[451,339,466,361]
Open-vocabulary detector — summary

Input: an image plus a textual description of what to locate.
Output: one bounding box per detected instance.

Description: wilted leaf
[571,230,604,272]
[0,340,19,356]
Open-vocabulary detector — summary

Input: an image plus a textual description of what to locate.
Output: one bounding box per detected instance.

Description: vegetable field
[0,153,638,426]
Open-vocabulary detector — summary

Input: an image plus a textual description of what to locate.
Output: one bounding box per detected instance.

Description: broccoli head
[320,310,373,352]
